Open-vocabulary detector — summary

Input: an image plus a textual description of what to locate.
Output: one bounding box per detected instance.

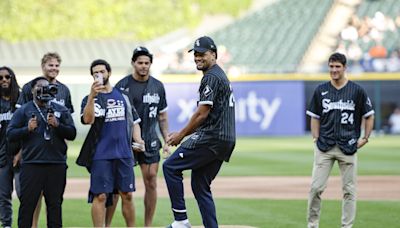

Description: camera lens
[48,84,58,95]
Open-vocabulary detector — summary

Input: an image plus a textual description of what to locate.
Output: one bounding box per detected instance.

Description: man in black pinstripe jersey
[306,53,375,228]
[163,36,236,228]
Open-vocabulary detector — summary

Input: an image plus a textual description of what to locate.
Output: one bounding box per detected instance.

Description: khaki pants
[307,145,357,228]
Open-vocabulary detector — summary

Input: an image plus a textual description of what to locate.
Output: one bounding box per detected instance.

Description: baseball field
[11,135,400,227]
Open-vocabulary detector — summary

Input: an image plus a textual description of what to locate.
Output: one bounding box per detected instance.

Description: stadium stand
[0,40,137,70]
[210,0,334,73]
[337,0,400,72]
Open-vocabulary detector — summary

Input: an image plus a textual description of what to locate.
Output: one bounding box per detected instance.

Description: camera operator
[7,77,76,228]
[16,52,74,227]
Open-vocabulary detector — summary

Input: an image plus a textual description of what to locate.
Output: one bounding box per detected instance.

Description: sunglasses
[0,75,11,80]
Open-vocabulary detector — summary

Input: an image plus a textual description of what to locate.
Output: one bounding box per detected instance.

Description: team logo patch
[366,97,372,107]
[196,39,200,47]
[348,138,356,145]
[202,85,213,97]
[191,134,199,140]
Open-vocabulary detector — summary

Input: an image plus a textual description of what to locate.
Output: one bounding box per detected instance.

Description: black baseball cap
[132,46,153,63]
[188,36,217,53]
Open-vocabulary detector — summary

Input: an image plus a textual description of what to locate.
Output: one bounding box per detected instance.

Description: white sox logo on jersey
[322,99,355,113]
[203,85,213,97]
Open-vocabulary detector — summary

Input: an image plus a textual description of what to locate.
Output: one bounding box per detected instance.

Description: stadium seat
[211,0,334,73]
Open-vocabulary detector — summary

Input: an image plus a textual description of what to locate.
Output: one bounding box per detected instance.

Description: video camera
[36,84,58,102]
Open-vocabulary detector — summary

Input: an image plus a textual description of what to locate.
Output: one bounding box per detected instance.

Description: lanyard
[33,101,52,140]
[33,101,48,124]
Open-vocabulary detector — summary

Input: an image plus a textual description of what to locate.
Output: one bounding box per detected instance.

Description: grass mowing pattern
[11,198,400,227]
[67,135,400,177]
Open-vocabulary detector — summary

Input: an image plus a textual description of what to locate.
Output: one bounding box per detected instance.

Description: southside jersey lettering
[307,80,374,154]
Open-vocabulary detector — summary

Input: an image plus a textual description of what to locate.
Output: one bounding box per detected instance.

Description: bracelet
[362,137,369,142]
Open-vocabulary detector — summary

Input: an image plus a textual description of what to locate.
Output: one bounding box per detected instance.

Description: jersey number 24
[341,112,354,125]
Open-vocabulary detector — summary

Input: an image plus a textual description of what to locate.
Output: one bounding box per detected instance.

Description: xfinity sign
[165,81,305,136]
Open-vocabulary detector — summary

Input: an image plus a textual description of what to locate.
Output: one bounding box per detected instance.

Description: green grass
[11,198,400,228]
[9,135,400,227]
[67,135,400,178]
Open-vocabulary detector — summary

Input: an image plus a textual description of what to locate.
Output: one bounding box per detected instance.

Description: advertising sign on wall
[165,81,305,136]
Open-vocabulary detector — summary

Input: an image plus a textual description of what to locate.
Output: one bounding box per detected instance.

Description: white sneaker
[166,219,192,228]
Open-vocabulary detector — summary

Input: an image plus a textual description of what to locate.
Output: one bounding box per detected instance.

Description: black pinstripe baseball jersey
[306,80,374,154]
[115,75,168,156]
[181,64,236,161]
[17,77,74,113]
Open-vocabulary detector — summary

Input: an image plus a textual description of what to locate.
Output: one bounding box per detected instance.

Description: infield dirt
[65,176,400,200]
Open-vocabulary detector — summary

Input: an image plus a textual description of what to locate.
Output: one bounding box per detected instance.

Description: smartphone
[95,73,104,85]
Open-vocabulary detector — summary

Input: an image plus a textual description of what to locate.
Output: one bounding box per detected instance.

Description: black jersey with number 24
[307,81,374,155]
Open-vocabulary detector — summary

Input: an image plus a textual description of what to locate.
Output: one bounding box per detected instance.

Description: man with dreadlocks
[0,66,21,228]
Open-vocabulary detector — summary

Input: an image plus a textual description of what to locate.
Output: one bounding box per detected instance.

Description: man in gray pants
[306,53,375,228]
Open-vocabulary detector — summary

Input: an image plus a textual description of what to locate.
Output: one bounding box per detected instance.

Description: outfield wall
[166,81,305,136]
[55,73,400,137]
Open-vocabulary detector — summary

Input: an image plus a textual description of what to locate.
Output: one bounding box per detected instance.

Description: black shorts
[135,152,160,165]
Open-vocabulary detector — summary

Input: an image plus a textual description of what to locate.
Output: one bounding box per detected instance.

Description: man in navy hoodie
[7,77,76,228]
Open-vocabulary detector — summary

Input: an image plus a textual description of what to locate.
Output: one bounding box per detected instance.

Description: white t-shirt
[389,113,400,134]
